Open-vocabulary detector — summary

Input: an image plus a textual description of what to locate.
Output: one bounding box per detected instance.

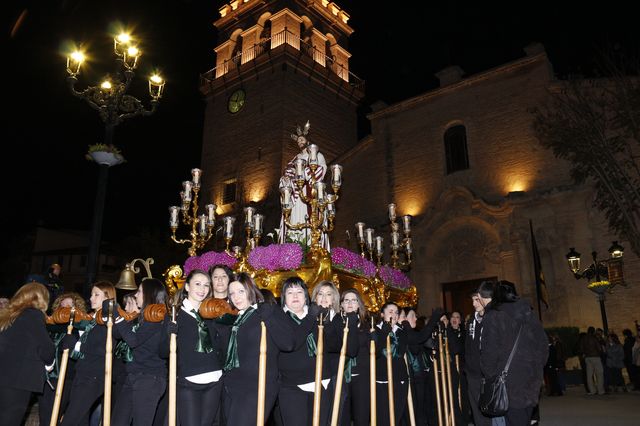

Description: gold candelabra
[280,143,342,254]
[169,168,217,256]
[221,208,265,272]
[355,203,412,269]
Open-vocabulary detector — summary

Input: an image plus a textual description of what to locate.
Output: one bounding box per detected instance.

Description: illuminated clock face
[228,89,246,113]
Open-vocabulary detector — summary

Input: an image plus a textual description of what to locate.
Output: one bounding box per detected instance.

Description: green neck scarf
[70,317,97,360]
[288,310,317,357]
[191,309,214,353]
[223,307,256,372]
[407,350,421,373]
[114,320,140,362]
[344,357,357,383]
[382,331,399,359]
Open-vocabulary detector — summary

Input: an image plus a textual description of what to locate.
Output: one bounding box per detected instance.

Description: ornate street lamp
[66,31,165,296]
[565,241,625,333]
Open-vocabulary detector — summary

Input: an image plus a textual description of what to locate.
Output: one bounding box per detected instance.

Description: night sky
[4,0,639,256]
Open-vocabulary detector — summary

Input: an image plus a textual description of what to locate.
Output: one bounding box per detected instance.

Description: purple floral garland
[248,243,304,271]
[379,265,412,290]
[183,245,411,290]
[184,251,237,275]
[331,247,377,278]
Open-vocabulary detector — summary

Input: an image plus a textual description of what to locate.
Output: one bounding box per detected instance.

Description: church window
[444,125,469,174]
[223,180,237,204]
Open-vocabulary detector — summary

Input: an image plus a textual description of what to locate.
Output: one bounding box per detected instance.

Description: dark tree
[532,54,640,255]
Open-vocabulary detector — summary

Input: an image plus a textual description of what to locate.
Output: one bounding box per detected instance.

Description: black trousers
[341,373,370,426]
[278,383,332,426]
[177,378,222,426]
[375,380,408,426]
[39,376,75,425]
[0,386,32,426]
[466,375,492,426]
[223,381,278,425]
[60,374,103,425]
[112,372,167,426]
[505,406,533,426]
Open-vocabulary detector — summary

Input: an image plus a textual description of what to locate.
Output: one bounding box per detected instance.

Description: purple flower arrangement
[331,247,377,278]
[248,243,304,271]
[379,265,412,290]
[183,251,238,275]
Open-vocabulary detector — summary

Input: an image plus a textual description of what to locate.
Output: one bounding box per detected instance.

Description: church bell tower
[198,0,364,240]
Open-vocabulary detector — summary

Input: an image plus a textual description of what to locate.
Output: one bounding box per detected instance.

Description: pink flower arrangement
[184,251,238,275]
[331,247,376,278]
[248,243,304,271]
[379,265,412,289]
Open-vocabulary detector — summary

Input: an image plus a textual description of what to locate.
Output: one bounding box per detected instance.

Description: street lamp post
[66,32,165,296]
[565,241,625,333]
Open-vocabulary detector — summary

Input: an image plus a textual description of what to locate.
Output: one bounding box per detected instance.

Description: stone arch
[230,28,244,58]
[425,216,503,283]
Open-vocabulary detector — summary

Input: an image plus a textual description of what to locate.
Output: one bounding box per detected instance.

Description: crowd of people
[0,269,639,426]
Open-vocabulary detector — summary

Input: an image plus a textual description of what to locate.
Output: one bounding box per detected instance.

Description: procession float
[163,122,417,311]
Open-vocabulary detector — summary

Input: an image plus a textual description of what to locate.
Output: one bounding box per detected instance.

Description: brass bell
[116,264,138,290]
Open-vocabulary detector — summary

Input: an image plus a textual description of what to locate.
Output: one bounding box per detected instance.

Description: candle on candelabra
[405,237,412,254]
[169,206,179,228]
[183,181,193,202]
[232,246,242,257]
[280,186,292,209]
[198,214,207,236]
[294,158,306,180]
[388,203,396,222]
[355,223,365,242]
[315,182,326,200]
[331,164,342,188]
[326,202,335,216]
[223,216,235,239]
[244,207,255,227]
[308,144,319,165]
[402,215,412,235]
[391,231,400,248]
[254,214,264,236]
[375,236,384,257]
[206,204,216,226]
[365,228,375,249]
[191,168,202,188]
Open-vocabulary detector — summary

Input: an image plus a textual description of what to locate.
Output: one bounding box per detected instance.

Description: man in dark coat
[480,281,548,426]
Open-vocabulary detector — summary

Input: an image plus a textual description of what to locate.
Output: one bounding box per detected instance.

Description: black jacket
[480,299,548,409]
[0,308,55,392]
[114,316,169,376]
[175,310,225,378]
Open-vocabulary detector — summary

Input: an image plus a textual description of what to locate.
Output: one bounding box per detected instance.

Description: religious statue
[278,121,330,249]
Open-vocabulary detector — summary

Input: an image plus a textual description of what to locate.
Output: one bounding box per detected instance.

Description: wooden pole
[433,356,443,426]
[438,332,449,426]
[256,321,267,425]
[386,333,395,426]
[444,333,456,426]
[370,320,377,426]
[403,353,416,426]
[330,318,349,426]
[103,302,114,426]
[49,308,76,426]
[312,318,325,426]
[455,354,462,410]
[168,306,177,426]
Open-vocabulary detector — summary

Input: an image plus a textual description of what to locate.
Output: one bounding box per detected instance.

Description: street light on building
[66,31,165,296]
[565,241,625,333]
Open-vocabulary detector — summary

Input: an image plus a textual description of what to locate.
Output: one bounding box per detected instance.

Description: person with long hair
[111,278,170,426]
[339,288,371,426]
[171,269,226,425]
[60,281,117,425]
[479,280,548,425]
[222,272,295,424]
[310,281,358,425]
[0,282,56,425]
[374,301,442,425]
[38,292,86,425]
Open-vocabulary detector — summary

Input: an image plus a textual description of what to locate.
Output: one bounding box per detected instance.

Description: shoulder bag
[479,325,523,417]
